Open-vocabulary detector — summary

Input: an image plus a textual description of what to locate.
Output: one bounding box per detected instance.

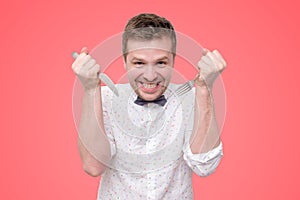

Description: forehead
[126,37,173,55]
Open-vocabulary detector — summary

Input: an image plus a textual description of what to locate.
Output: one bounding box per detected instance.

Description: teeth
[142,83,157,89]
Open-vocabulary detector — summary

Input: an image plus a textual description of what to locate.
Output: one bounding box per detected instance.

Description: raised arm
[72,47,112,177]
[190,49,227,154]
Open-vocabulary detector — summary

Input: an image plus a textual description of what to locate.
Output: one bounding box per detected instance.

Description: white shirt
[97,84,223,200]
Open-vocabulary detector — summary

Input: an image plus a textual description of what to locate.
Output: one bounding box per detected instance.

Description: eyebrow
[155,56,169,61]
[130,57,145,62]
[130,56,169,62]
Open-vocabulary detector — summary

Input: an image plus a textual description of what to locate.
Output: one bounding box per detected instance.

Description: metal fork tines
[175,78,196,96]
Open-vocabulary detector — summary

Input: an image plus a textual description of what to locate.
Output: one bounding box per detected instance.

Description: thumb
[81,47,89,55]
[202,48,210,56]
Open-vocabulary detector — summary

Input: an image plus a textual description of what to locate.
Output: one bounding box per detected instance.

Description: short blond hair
[122,13,176,61]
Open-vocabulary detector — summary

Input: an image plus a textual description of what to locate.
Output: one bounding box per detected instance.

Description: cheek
[157,67,173,80]
[127,68,144,82]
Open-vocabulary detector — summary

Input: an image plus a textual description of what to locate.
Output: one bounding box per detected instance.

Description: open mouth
[142,83,159,88]
[138,82,162,93]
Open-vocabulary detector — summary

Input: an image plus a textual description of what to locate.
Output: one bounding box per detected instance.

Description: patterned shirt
[97,83,223,200]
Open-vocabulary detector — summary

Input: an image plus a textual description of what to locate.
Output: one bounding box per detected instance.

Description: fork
[174,75,200,96]
[174,49,209,96]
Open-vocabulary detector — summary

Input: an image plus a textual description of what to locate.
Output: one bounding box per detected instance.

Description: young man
[72,13,226,199]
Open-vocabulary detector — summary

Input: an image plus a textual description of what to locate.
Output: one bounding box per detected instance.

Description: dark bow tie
[134,95,167,106]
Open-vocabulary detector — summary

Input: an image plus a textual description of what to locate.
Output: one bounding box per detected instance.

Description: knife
[72,52,119,96]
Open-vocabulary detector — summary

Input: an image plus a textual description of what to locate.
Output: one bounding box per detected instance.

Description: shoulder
[167,83,195,100]
[101,83,133,105]
[101,83,132,96]
[168,83,195,114]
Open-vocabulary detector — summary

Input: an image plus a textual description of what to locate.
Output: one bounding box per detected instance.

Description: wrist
[195,83,210,94]
[83,86,100,95]
[195,75,208,86]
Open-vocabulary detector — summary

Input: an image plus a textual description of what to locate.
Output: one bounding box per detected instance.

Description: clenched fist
[72,47,101,91]
[196,49,227,88]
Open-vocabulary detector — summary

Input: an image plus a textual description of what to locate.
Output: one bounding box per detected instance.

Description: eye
[134,61,144,65]
[132,61,145,68]
[134,61,143,65]
[157,61,167,67]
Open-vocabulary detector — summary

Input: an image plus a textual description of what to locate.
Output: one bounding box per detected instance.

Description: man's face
[125,37,174,101]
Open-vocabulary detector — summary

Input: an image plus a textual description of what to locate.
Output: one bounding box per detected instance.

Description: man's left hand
[196,49,227,88]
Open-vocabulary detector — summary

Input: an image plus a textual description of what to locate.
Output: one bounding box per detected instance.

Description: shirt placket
[146,104,156,200]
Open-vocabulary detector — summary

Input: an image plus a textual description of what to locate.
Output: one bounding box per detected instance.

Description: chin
[136,87,166,101]
[130,80,169,100]
[138,92,162,101]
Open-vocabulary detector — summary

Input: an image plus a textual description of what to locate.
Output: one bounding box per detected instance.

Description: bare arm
[190,83,220,154]
[72,48,112,177]
[77,87,111,177]
[190,49,226,154]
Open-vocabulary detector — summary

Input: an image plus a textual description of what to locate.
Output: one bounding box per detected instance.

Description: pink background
[1,0,299,199]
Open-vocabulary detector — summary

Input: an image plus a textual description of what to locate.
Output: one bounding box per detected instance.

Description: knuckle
[197,63,203,70]
[79,66,88,75]
[91,59,96,65]
[87,70,96,78]
[213,49,219,55]
[86,55,91,60]
[207,51,213,56]
[95,64,100,70]
[82,70,89,78]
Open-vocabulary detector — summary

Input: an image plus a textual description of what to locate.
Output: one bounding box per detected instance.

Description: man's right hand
[72,47,101,91]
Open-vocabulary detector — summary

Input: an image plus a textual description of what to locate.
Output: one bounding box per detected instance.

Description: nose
[143,65,158,82]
